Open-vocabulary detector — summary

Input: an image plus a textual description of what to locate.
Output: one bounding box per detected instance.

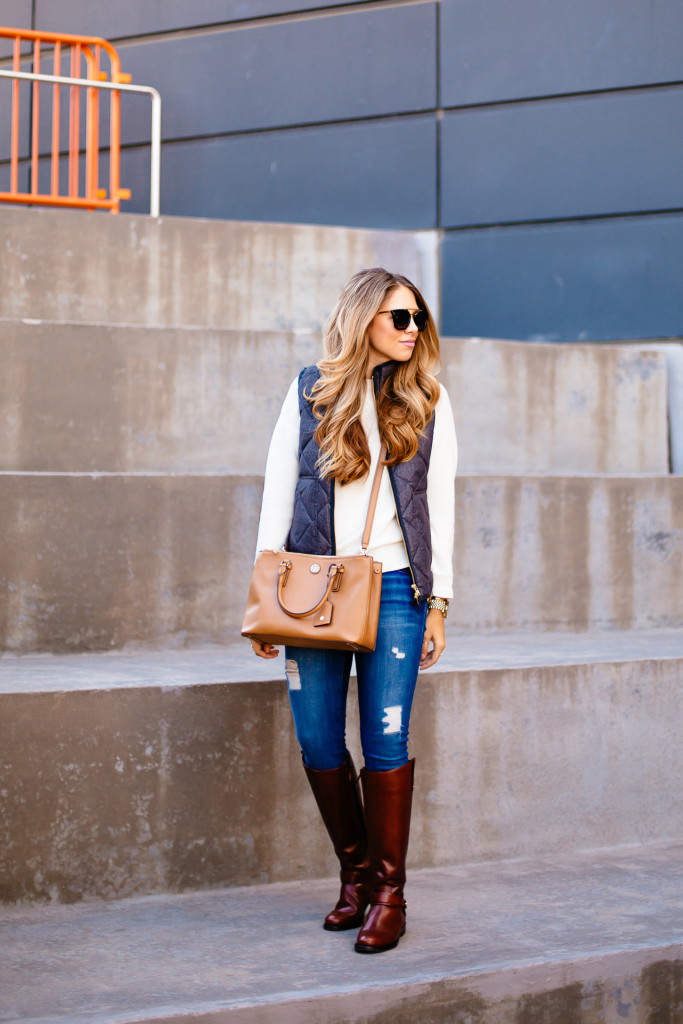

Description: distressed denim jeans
[285,569,428,772]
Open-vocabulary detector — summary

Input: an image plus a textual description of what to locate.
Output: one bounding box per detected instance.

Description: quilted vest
[287,362,435,601]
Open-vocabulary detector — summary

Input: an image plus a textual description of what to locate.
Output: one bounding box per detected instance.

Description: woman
[250,268,457,953]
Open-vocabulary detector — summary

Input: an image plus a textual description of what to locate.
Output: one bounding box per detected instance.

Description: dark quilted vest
[287,362,435,601]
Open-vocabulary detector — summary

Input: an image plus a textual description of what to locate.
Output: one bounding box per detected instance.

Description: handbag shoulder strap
[361,444,387,554]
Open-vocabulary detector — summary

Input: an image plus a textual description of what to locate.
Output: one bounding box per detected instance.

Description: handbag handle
[361,444,387,553]
[277,446,387,619]
[277,561,342,618]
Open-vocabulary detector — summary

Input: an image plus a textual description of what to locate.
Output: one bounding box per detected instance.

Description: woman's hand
[420,608,446,670]
[250,639,280,659]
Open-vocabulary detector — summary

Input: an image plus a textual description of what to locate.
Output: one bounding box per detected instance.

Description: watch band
[427,596,449,619]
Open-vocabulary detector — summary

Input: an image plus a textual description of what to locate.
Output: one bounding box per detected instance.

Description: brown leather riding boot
[354,759,414,954]
[303,756,373,931]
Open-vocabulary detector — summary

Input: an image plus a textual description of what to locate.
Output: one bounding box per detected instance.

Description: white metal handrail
[0,67,161,216]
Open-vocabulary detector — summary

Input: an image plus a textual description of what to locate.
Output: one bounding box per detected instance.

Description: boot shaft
[360,759,414,891]
[303,756,368,871]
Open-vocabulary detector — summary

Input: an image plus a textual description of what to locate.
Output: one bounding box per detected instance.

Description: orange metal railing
[0,27,132,212]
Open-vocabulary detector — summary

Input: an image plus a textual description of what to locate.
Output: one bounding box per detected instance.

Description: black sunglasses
[377,308,429,332]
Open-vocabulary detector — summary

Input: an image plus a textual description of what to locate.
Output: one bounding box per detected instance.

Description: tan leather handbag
[241,447,386,652]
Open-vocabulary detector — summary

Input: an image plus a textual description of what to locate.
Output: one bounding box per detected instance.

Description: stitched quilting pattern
[287,363,435,597]
[287,366,334,555]
[390,426,434,598]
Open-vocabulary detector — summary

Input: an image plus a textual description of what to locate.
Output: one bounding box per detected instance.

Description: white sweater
[256,376,458,598]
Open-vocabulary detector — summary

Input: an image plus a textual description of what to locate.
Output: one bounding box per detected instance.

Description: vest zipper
[387,467,421,602]
[330,478,337,555]
[371,363,421,602]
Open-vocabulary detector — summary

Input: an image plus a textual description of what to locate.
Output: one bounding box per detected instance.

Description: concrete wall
[0,2,681,339]
[2,655,682,902]
[444,339,669,475]
[0,323,320,474]
[0,474,257,652]
[0,207,438,329]
[0,321,669,475]
[1,473,681,653]
[453,475,683,633]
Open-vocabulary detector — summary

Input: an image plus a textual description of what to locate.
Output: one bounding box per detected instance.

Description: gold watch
[427,596,449,619]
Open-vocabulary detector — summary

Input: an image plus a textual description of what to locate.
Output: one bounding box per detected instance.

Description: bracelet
[427,596,449,619]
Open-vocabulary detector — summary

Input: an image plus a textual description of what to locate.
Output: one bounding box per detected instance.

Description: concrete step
[1,472,682,652]
[0,320,320,475]
[0,319,671,475]
[0,471,256,652]
[0,206,437,330]
[2,841,683,1023]
[2,630,682,904]
[446,336,672,475]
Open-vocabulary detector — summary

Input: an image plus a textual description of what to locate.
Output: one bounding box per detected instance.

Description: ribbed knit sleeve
[428,385,458,599]
[255,376,300,554]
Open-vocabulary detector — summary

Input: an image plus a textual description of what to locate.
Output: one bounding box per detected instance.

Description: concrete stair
[0,319,670,475]
[1,209,679,654]
[0,321,321,475]
[2,206,683,1020]
[0,207,439,331]
[1,472,682,651]
[2,841,683,1024]
[2,632,683,906]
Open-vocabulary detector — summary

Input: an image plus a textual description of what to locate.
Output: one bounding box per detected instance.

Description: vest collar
[370,360,399,396]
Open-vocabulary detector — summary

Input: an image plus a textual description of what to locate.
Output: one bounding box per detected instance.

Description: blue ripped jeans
[285,569,428,772]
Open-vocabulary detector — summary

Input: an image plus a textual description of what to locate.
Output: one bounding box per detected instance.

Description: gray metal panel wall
[0,0,31,57]
[0,78,29,163]
[441,215,683,342]
[437,0,683,339]
[33,0,362,37]
[0,155,28,193]
[120,116,437,229]
[0,0,32,148]
[0,0,30,23]
[28,6,436,156]
[440,87,683,227]
[440,0,683,105]
[115,5,436,144]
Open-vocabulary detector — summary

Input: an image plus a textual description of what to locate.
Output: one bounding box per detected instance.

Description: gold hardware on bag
[331,563,344,592]
[274,561,343,619]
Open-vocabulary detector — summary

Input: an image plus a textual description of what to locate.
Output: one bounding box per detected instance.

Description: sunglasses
[377,308,429,332]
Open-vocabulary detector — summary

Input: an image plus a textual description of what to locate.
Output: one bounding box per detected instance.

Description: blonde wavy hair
[308,268,441,484]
